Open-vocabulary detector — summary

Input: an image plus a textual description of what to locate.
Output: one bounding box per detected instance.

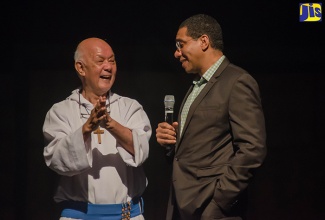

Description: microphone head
[164,95,175,108]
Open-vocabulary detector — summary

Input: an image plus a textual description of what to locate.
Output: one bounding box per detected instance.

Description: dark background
[2,1,324,219]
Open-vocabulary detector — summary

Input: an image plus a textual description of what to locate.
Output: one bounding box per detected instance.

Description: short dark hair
[179,14,224,51]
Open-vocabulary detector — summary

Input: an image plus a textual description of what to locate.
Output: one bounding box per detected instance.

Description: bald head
[74,37,117,97]
[74,38,113,62]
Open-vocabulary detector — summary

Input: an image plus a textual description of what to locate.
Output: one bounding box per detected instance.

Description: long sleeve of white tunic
[43,89,151,204]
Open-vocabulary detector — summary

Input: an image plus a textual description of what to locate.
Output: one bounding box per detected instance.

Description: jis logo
[299,3,322,22]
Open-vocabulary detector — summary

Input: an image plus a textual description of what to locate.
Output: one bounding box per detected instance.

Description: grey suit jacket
[166,57,267,220]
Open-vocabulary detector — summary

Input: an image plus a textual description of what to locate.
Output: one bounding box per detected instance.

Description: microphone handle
[165,112,173,125]
[165,112,174,151]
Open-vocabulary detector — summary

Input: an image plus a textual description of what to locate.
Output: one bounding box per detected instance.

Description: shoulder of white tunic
[49,94,78,117]
[111,92,141,107]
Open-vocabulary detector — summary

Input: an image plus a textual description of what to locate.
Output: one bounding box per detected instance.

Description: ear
[75,61,85,77]
[200,35,209,51]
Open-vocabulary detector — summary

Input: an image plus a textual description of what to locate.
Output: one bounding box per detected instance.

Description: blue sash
[60,198,143,220]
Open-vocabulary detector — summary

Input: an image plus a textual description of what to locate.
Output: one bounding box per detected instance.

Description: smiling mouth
[181,60,188,67]
[100,75,112,80]
[180,58,188,64]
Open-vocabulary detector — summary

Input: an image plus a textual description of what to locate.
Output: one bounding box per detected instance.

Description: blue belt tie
[60,198,144,220]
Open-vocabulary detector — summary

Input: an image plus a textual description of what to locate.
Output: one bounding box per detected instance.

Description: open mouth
[100,75,112,80]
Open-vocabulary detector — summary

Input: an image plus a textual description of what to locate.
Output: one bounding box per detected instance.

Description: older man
[43,37,151,220]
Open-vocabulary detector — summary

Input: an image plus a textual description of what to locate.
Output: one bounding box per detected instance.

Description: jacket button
[175,157,179,161]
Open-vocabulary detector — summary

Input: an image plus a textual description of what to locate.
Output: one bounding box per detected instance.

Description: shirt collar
[193,55,226,85]
[202,55,225,81]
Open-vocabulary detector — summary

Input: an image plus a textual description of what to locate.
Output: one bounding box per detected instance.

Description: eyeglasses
[176,41,182,51]
[175,37,200,52]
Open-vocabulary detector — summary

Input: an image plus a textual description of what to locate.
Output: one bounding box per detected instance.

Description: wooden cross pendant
[93,127,104,144]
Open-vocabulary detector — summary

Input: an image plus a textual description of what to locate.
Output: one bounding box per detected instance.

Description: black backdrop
[2,1,324,219]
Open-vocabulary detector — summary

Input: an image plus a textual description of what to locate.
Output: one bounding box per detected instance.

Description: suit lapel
[176,84,194,150]
[176,58,230,152]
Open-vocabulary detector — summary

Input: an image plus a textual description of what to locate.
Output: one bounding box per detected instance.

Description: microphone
[164,95,175,153]
[164,95,175,125]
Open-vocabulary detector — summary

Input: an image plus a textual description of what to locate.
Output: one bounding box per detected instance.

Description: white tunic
[43,89,151,205]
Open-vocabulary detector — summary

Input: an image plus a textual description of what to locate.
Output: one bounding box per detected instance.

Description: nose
[174,49,182,58]
[103,60,113,71]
